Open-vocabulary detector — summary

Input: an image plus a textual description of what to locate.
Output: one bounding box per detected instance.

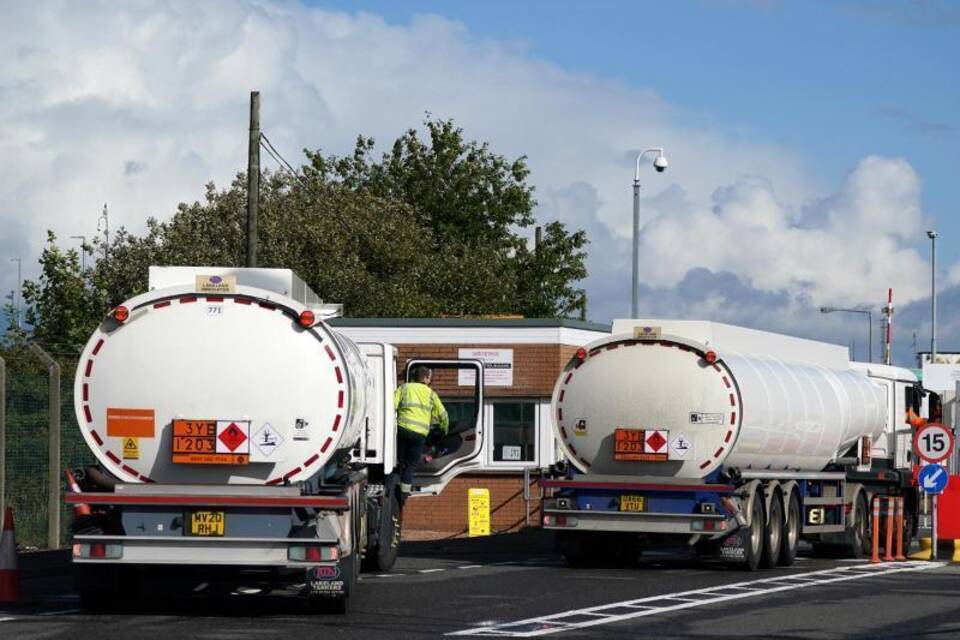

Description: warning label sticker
[253,423,284,458]
[123,437,139,460]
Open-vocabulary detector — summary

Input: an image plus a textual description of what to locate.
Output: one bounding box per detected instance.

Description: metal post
[10,258,21,329]
[930,231,937,360]
[71,235,87,272]
[631,179,640,319]
[932,494,938,561]
[29,343,60,549]
[246,90,261,268]
[867,311,873,364]
[0,355,5,513]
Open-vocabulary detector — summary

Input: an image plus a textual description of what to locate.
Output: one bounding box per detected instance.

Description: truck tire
[363,491,401,573]
[778,491,800,566]
[556,531,601,568]
[742,491,765,571]
[842,495,868,559]
[760,491,783,569]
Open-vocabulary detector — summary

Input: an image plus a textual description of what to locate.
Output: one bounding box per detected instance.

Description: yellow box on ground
[468,488,490,537]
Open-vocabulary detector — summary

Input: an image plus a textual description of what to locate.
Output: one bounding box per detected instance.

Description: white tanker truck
[66,267,486,611]
[541,319,934,570]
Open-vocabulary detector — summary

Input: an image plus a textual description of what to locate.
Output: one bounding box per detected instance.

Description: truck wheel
[778,492,800,566]
[742,491,765,571]
[366,491,401,573]
[556,531,600,568]
[842,495,868,559]
[760,491,783,569]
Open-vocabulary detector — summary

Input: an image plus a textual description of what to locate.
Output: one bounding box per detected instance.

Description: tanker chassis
[541,320,933,570]
[66,267,485,611]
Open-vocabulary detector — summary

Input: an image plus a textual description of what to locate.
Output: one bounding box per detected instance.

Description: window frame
[484,397,541,469]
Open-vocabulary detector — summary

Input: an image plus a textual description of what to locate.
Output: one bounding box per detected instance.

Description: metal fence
[1,346,94,549]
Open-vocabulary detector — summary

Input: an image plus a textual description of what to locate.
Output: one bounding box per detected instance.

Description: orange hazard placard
[106,408,156,438]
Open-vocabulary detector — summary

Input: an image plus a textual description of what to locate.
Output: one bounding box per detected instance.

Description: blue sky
[1,0,957,364]
[321,0,958,260]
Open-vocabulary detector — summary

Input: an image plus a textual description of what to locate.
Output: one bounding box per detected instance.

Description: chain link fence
[1,346,94,549]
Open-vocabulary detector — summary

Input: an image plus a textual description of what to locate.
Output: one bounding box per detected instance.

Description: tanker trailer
[65,267,486,611]
[541,320,925,570]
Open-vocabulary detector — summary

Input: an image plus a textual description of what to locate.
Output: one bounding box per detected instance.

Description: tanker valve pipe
[720,496,747,527]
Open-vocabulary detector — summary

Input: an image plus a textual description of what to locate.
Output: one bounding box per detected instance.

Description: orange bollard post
[870,495,881,564]
[894,497,906,561]
[883,496,895,561]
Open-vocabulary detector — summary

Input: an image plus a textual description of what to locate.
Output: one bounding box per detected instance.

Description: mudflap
[699,529,748,564]
[305,561,351,600]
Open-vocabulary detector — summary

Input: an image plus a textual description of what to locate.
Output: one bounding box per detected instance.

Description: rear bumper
[72,534,338,567]
[543,508,734,535]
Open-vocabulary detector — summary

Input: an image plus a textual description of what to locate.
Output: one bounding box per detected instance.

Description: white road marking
[459,565,484,570]
[0,617,16,623]
[448,561,944,637]
[37,609,82,617]
[419,568,446,574]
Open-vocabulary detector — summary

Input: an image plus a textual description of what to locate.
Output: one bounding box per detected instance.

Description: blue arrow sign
[919,464,949,495]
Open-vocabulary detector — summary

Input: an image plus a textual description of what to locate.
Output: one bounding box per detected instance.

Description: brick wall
[403,473,541,534]
[397,344,578,397]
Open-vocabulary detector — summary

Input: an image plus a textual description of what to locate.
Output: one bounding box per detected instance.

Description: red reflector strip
[206,296,224,303]
[560,427,568,438]
[337,391,344,408]
[558,408,563,421]
[153,301,171,309]
[92,339,105,355]
[325,345,336,361]
[564,372,573,384]
[266,477,283,486]
[180,296,197,304]
[730,412,737,425]
[729,393,736,406]
[82,384,89,401]
[558,390,565,402]
[568,444,578,456]
[234,298,252,305]
[91,430,103,445]
[122,464,139,477]
[724,431,733,443]
[722,377,731,388]
[83,405,92,423]
[85,359,93,377]
[335,367,343,383]
[320,437,333,453]
[258,302,276,310]
[699,461,711,469]
[332,414,341,432]
[106,451,121,464]
[714,447,724,458]
[304,454,320,467]
[283,467,302,481]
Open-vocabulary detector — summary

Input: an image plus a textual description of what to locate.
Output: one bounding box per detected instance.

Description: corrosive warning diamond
[219,422,248,452]
[645,430,667,453]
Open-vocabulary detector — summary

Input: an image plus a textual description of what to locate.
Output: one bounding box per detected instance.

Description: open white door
[405,359,485,495]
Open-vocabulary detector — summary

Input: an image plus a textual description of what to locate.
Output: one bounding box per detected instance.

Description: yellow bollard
[909,536,932,560]
[953,540,960,563]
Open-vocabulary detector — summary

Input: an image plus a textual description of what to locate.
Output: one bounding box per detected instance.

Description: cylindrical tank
[73,284,370,485]
[552,330,886,478]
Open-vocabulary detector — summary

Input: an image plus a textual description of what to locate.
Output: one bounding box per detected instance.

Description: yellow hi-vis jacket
[395,382,449,437]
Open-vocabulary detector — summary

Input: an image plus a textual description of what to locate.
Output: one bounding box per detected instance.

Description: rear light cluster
[690,519,728,532]
[73,542,123,559]
[298,310,315,328]
[112,306,130,322]
[288,545,338,562]
[543,514,579,527]
[703,350,718,364]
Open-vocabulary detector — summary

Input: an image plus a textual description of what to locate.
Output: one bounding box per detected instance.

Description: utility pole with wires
[246,90,260,268]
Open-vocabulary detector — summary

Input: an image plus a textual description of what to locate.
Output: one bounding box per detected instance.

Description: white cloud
[0,0,943,355]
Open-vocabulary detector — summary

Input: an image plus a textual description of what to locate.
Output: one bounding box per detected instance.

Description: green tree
[13,118,589,349]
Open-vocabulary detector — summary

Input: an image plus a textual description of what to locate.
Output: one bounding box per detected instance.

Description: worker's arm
[432,392,450,434]
[394,384,403,411]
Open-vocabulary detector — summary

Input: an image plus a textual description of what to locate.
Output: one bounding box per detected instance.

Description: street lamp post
[928,230,937,361]
[632,147,668,319]
[820,306,874,363]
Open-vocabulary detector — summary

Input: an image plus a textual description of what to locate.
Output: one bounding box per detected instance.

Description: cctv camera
[653,155,668,173]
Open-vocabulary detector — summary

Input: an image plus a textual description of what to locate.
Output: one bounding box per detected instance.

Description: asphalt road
[3,531,959,639]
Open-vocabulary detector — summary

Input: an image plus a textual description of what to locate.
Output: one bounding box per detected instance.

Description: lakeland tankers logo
[196,274,237,294]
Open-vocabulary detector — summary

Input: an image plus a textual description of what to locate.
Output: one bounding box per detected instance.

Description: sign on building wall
[922,363,960,392]
[458,348,514,386]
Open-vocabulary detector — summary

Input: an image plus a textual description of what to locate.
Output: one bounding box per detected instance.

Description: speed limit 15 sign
[913,422,955,464]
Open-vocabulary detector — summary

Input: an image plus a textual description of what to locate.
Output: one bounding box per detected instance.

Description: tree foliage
[11,117,588,351]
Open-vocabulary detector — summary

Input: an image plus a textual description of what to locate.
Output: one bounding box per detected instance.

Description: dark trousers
[397,428,427,485]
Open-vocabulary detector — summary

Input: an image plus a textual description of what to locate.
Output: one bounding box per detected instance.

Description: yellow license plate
[620,495,646,512]
[190,511,225,536]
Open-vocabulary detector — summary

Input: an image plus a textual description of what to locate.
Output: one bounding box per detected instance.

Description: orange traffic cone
[0,507,21,603]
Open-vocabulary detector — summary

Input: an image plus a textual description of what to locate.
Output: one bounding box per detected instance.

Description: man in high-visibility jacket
[395,365,449,495]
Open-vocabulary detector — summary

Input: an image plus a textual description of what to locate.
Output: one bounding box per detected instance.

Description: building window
[492,400,537,462]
